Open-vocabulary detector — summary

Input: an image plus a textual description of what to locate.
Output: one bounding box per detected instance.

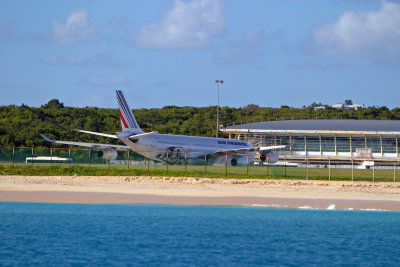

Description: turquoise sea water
[0,202,400,266]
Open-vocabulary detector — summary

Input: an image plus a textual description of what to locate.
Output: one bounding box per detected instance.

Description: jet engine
[230,157,249,166]
[212,156,249,166]
[259,151,279,164]
[97,150,118,161]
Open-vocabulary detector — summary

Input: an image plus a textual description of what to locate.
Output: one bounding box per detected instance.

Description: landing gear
[231,158,238,166]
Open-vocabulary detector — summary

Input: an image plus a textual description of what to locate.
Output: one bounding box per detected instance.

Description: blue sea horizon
[1,202,399,266]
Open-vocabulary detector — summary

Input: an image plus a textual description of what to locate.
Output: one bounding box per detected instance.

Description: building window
[275,136,291,151]
[351,137,365,151]
[321,136,335,152]
[262,135,275,147]
[292,136,305,151]
[336,136,350,152]
[382,137,396,153]
[306,136,320,152]
[366,136,381,153]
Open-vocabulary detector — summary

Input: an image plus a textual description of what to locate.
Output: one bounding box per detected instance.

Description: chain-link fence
[1,147,399,182]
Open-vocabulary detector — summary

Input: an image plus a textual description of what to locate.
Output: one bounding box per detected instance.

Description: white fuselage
[116,132,256,164]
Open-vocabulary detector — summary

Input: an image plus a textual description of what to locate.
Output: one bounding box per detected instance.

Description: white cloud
[334,0,380,3]
[336,0,400,3]
[41,54,132,68]
[214,26,265,65]
[78,75,131,87]
[131,0,225,49]
[311,1,400,61]
[52,9,99,44]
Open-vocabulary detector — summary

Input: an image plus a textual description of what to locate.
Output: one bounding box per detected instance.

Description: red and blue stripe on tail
[116,90,143,133]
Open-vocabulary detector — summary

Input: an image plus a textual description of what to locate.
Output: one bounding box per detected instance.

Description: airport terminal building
[222,120,400,160]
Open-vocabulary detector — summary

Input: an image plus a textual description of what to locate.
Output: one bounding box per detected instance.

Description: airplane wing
[41,134,131,151]
[259,145,286,151]
[213,147,255,155]
[213,145,286,155]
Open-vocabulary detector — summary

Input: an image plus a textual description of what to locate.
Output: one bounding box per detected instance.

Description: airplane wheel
[231,158,237,166]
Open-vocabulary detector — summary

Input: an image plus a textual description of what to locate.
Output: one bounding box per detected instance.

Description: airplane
[41,90,283,166]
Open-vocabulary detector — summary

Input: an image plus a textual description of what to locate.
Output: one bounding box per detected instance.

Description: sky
[0,0,399,109]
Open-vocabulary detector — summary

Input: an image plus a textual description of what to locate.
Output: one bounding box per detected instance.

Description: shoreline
[1,191,399,211]
[1,175,400,211]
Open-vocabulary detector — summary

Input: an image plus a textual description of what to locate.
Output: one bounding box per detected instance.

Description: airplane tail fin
[116,90,144,133]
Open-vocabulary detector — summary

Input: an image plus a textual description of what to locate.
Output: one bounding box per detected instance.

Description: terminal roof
[226,120,400,132]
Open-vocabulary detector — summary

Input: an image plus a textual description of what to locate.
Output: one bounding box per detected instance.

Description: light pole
[216,80,224,138]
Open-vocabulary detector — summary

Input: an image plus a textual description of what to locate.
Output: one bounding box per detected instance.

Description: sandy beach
[1,175,400,211]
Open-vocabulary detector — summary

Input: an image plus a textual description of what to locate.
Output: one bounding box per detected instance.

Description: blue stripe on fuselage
[217,140,248,146]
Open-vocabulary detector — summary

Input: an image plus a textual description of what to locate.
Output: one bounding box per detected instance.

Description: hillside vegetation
[1,99,400,148]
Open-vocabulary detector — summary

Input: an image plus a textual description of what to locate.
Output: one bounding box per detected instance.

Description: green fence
[1,147,399,182]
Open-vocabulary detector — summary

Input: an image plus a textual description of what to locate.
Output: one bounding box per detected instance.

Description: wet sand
[1,175,400,210]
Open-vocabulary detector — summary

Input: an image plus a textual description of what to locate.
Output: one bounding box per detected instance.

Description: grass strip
[0,164,397,182]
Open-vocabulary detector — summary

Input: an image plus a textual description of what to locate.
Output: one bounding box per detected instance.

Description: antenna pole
[215,80,224,138]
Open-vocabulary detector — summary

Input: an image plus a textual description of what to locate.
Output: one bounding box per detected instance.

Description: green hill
[1,100,399,148]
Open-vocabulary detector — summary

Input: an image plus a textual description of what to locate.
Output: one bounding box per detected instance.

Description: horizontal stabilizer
[75,129,118,139]
[129,131,158,140]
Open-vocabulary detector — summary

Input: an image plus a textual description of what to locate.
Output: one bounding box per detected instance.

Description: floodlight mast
[215,80,224,138]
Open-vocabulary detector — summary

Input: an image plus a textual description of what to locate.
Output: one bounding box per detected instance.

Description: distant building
[332,103,344,109]
[313,106,326,111]
[345,104,364,110]
[332,103,364,110]
[222,119,400,160]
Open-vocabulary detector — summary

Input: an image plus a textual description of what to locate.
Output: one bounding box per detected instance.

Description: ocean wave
[326,204,336,210]
[247,204,286,208]
[298,206,314,209]
[360,208,387,212]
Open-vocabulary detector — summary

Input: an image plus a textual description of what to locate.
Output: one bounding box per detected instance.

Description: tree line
[1,99,400,148]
